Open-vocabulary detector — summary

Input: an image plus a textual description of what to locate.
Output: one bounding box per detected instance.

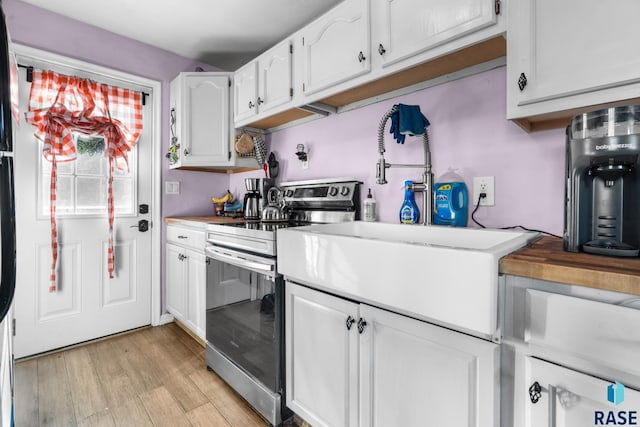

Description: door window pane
[39,134,136,217]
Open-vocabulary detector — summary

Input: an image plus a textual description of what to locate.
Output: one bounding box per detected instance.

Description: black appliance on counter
[204,178,361,426]
[564,105,640,257]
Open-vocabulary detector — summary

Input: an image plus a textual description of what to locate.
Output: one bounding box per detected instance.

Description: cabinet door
[359,304,499,427]
[301,0,370,95]
[185,249,206,339]
[373,0,496,68]
[234,62,258,122]
[285,282,359,427]
[515,355,640,427]
[258,40,293,114]
[177,74,230,167]
[508,0,640,116]
[166,243,186,321]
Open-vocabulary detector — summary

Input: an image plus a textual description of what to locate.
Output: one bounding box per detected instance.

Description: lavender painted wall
[4,0,568,320]
[3,0,228,218]
[231,67,566,235]
[3,0,229,312]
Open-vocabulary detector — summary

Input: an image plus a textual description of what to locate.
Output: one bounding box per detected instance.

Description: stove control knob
[285,189,294,198]
[340,186,350,196]
[329,186,339,197]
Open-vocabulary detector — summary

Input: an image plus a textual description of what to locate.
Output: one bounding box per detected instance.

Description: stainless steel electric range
[204,178,361,426]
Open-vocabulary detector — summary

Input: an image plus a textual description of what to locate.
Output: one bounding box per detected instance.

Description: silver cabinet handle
[205,247,274,274]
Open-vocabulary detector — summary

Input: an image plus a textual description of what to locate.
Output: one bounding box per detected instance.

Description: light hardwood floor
[14,323,271,427]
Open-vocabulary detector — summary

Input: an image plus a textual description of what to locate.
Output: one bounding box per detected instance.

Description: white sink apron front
[277,222,537,337]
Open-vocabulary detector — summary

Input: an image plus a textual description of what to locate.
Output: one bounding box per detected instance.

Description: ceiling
[22,0,344,71]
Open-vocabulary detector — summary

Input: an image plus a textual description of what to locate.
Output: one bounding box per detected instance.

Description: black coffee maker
[564,105,640,257]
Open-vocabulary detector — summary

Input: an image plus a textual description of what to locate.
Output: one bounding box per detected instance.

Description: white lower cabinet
[166,243,187,320]
[286,282,359,427]
[516,355,640,427]
[285,281,499,427]
[184,249,206,337]
[166,226,207,340]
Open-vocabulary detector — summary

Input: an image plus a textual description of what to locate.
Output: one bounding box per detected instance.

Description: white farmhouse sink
[277,222,538,337]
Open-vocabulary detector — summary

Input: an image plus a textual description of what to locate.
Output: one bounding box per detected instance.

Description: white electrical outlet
[473,176,495,206]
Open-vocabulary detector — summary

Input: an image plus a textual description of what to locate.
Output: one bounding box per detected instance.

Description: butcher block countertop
[500,236,640,295]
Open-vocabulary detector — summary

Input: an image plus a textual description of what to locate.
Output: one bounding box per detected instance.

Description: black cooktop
[221,220,311,232]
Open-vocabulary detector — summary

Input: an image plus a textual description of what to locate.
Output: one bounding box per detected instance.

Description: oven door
[205,245,283,395]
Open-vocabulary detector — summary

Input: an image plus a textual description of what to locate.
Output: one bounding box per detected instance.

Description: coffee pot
[243,178,261,219]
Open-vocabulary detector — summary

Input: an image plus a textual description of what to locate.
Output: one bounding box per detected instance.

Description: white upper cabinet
[372,0,498,69]
[258,41,293,114]
[300,0,370,96]
[507,0,640,122]
[169,72,231,168]
[232,0,504,129]
[234,62,258,123]
[234,40,293,126]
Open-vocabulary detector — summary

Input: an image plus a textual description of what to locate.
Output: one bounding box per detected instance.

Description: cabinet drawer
[167,225,205,250]
[525,289,640,375]
[516,355,640,427]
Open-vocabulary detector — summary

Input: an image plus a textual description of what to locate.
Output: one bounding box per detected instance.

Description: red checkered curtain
[25,70,143,292]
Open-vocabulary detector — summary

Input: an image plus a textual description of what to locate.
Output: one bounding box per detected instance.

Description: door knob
[130,219,149,232]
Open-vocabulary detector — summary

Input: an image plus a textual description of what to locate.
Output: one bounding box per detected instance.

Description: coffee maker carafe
[243,178,275,219]
[243,178,261,219]
[564,105,640,257]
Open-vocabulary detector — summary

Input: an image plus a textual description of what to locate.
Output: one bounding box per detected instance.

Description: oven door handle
[206,247,275,275]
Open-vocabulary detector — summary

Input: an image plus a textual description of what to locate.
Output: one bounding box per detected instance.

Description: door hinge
[290,44,293,54]
[302,37,305,46]
[12,318,15,336]
[228,151,232,160]
[302,83,305,92]
[228,79,232,87]
[290,88,293,97]
[495,0,501,15]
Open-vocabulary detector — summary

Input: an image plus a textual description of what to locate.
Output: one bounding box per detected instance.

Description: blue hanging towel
[389,104,430,144]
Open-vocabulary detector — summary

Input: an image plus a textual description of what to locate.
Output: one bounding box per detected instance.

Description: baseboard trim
[173,319,206,348]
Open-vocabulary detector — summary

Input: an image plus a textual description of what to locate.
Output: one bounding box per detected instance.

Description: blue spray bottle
[399,180,420,224]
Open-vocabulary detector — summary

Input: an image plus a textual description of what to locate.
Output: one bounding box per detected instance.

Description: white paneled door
[13,56,154,358]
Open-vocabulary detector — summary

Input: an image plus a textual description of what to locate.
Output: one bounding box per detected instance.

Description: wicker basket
[234,133,256,158]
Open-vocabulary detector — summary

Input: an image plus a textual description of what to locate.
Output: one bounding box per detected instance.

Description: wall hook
[296,144,309,169]
[296,144,308,162]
